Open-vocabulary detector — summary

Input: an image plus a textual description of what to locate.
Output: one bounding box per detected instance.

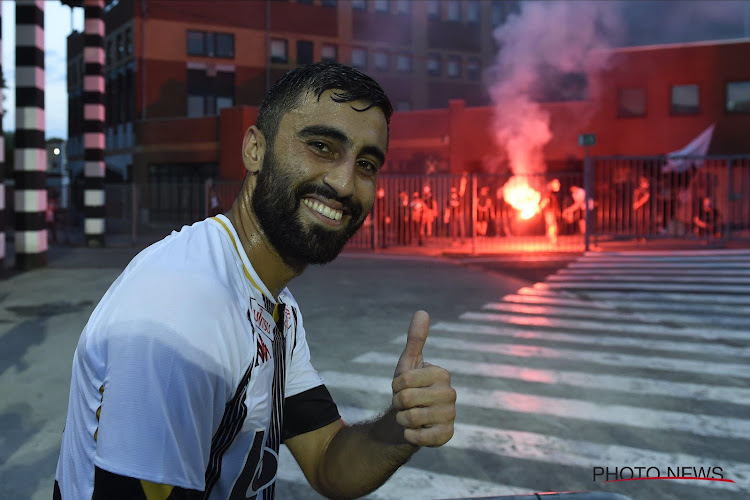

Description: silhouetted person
[562,185,588,234]
[693,196,722,239]
[421,185,437,238]
[539,179,561,245]
[47,195,58,244]
[632,176,651,241]
[375,186,389,248]
[410,191,424,246]
[476,186,494,236]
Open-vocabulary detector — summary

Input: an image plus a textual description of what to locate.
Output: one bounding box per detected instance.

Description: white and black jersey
[54,214,340,499]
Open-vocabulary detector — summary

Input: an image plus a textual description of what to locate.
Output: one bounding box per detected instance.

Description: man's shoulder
[110,219,240,312]
[133,218,228,273]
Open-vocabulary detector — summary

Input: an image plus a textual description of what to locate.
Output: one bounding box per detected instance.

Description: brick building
[385,38,750,175]
[67,1,750,183]
[66,0,521,184]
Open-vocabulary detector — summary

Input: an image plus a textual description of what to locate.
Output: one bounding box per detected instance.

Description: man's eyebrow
[298,125,352,149]
[299,125,386,166]
[360,145,386,168]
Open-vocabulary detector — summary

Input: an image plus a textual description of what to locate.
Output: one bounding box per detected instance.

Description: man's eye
[358,160,378,173]
[310,141,330,153]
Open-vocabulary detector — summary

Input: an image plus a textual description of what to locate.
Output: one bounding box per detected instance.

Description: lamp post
[579,133,596,252]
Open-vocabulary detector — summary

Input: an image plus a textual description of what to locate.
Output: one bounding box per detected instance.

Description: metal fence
[5,155,749,252]
[591,155,750,244]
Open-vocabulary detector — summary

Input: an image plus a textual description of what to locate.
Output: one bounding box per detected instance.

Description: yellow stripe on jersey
[140,480,174,500]
[211,216,279,322]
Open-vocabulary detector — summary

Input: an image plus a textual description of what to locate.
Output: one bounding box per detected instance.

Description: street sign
[579,133,596,146]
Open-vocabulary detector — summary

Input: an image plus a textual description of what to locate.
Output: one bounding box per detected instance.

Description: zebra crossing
[278,249,750,499]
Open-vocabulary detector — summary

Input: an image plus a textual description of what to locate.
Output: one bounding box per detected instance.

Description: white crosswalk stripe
[278,250,750,499]
[323,371,750,440]
[353,352,750,407]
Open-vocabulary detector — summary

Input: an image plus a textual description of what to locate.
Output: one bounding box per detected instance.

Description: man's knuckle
[448,387,457,403]
[399,388,416,408]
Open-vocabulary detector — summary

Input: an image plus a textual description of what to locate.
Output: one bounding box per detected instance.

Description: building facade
[67,1,750,184]
[66,0,520,184]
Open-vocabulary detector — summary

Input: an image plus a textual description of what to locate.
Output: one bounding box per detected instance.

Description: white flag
[662,123,715,173]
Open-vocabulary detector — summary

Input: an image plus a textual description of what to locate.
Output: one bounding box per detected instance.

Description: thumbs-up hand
[391,311,456,447]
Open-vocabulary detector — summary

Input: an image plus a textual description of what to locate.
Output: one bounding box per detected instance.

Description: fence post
[726,157,733,241]
[471,174,477,255]
[584,147,592,252]
[372,196,379,251]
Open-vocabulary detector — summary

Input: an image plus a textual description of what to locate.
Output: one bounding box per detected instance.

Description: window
[187,31,234,58]
[106,39,114,64]
[206,35,220,59]
[297,40,314,65]
[188,31,205,56]
[374,50,389,71]
[187,68,234,117]
[216,33,234,58]
[187,95,205,117]
[395,0,410,14]
[618,88,646,117]
[216,96,234,113]
[352,47,367,69]
[467,57,481,81]
[426,0,440,19]
[467,1,480,24]
[321,0,337,6]
[427,53,441,76]
[116,32,124,60]
[446,55,461,77]
[321,43,338,62]
[396,53,411,73]
[446,0,461,22]
[726,81,750,113]
[271,38,288,63]
[352,0,367,10]
[374,0,389,13]
[125,28,133,56]
[670,84,699,115]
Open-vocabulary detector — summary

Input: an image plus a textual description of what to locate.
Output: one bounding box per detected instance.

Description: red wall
[219,106,259,181]
[387,40,750,175]
[167,40,750,179]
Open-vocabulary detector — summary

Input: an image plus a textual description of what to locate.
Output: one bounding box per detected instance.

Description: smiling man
[54,62,456,500]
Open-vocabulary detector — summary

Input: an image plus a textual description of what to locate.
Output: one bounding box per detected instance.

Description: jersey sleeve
[280,297,341,439]
[93,273,232,491]
[282,300,326,398]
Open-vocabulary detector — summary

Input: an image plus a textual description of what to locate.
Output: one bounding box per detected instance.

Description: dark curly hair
[256,62,394,150]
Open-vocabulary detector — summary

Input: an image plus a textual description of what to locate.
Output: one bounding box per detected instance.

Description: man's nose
[322,161,356,199]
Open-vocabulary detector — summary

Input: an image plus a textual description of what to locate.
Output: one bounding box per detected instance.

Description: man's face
[252,89,388,267]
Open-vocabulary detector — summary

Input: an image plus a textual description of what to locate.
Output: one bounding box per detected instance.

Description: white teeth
[303,199,343,221]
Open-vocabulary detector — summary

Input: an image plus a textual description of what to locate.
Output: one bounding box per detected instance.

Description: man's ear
[242,125,265,175]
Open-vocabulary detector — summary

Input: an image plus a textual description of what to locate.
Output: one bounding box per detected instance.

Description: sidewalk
[3,231,749,275]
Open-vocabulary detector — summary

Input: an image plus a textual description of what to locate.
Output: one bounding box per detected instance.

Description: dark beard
[251,149,367,268]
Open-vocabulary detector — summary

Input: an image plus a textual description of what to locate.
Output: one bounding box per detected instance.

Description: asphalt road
[3,245,747,500]
[0,248,530,500]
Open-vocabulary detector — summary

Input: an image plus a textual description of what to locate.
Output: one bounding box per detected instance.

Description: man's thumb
[396,310,430,374]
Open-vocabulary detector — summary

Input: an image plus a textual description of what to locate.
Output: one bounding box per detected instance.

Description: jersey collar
[211,215,280,320]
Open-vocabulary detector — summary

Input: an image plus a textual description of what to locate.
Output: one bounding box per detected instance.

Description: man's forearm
[315,408,418,499]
